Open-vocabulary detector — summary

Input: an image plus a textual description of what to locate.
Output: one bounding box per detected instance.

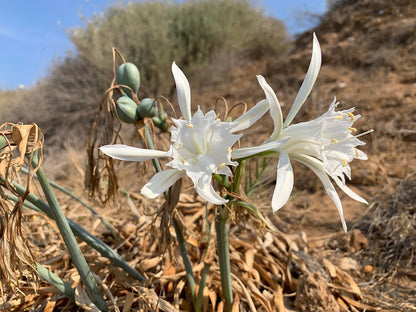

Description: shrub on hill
[1,0,290,151]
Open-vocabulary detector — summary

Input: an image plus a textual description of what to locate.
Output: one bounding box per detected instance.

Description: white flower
[232,34,369,231]
[100,62,269,205]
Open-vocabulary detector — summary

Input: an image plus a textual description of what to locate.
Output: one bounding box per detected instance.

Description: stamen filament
[217,163,226,171]
[337,129,374,144]
[355,129,374,138]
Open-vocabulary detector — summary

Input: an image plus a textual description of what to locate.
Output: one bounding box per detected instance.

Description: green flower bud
[0,136,7,150]
[159,110,168,121]
[137,98,158,118]
[116,62,140,98]
[151,116,161,127]
[152,116,168,132]
[116,95,139,123]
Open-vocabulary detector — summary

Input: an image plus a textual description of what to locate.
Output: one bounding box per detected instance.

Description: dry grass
[0,155,383,311]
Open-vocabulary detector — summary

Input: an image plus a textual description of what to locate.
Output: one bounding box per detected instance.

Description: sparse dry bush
[70,0,289,95]
[1,0,289,152]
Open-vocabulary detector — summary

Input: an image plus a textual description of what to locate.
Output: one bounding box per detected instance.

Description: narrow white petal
[292,154,347,232]
[195,174,227,205]
[100,144,168,161]
[231,138,290,159]
[172,62,192,121]
[141,169,184,198]
[232,99,269,132]
[283,33,322,128]
[272,151,294,213]
[331,175,368,204]
[257,75,283,140]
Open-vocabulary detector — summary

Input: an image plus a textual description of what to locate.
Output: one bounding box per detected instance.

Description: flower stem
[195,262,211,312]
[33,165,109,312]
[215,206,233,311]
[173,217,197,308]
[231,160,245,193]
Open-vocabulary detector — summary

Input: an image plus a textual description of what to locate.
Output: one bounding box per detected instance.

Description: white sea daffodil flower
[232,34,369,231]
[100,62,270,205]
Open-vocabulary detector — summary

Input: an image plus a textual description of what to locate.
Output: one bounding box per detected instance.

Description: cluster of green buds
[115,62,168,131]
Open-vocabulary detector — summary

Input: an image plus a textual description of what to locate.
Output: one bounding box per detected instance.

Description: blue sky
[0,0,327,90]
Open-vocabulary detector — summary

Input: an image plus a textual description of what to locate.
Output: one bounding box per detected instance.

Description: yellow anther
[336,113,344,120]
[341,158,347,167]
[217,163,226,171]
[178,154,187,164]
[354,148,359,157]
[186,123,194,128]
[347,112,355,121]
[177,142,183,149]
[348,127,357,132]
[331,139,339,144]
[227,147,231,153]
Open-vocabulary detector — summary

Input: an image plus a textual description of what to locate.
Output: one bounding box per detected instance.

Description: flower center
[167,109,240,174]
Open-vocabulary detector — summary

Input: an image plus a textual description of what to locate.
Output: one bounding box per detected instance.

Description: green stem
[5,190,145,282]
[195,262,211,312]
[20,167,119,239]
[173,217,196,308]
[231,160,245,194]
[215,206,233,311]
[214,160,247,310]
[36,262,75,302]
[34,165,108,312]
[144,122,163,173]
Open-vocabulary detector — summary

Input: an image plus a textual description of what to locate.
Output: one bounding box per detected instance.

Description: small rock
[363,264,374,275]
[295,272,340,312]
[338,82,347,88]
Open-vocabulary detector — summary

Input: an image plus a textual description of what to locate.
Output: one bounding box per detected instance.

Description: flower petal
[100,144,168,161]
[257,75,283,141]
[195,173,227,205]
[292,154,347,232]
[141,169,184,198]
[231,137,290,159]
[272,151,294,213]
[283,33,322,128]
[331,175,368,204]
[232,99,269,132]
[172,62,192,122]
